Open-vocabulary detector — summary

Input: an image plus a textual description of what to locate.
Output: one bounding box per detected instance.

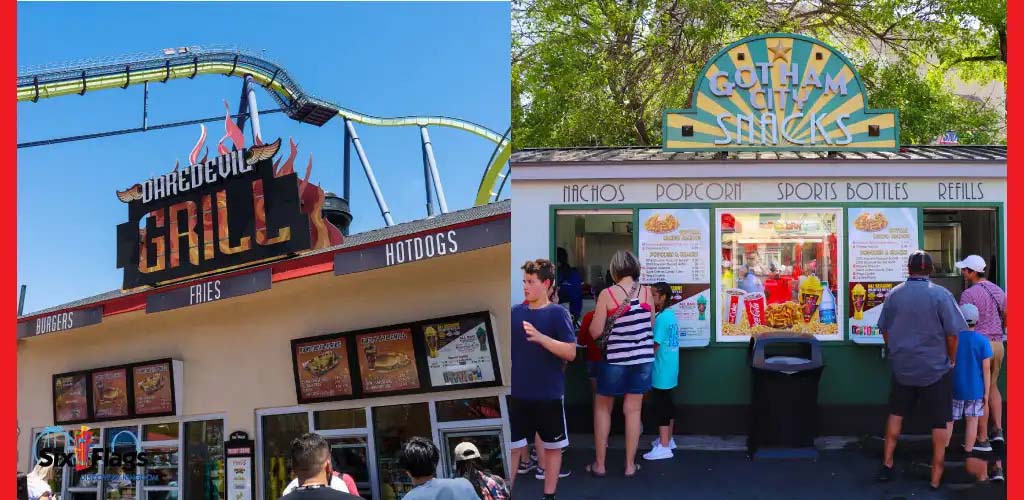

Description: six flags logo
[37,426,148,470]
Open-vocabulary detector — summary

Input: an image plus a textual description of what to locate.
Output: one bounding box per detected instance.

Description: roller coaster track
[17,45,510,205]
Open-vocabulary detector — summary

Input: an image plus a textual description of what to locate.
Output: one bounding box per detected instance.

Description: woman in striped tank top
[585,250,654,478]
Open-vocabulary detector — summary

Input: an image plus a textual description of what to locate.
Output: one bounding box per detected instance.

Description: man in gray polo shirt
[877,251,965,490]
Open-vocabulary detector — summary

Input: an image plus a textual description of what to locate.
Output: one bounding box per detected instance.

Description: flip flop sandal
[625,463,642,478]
[585,463,606,478]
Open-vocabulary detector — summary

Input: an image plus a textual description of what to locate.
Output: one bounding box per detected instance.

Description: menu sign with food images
[667,286,712,348]
[53,373,90,424]
[91,368,130,420]
[293,336,354,402]
[132,362,174,416]
[848,207,917,344]
[422,317,497,387]
[639,209,710,284]
[356,329,421,394]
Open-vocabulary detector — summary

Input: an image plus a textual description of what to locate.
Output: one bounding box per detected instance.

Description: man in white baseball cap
[956,254,1007,451]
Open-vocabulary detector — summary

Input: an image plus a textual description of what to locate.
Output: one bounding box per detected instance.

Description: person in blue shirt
[556,247,583,325]
[642,282,680,462]
[945,304,994,480]
[510,259,577,500]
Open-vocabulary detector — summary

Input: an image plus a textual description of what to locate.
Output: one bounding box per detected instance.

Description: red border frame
[7,0,20,486]
[1005,0,1019,494]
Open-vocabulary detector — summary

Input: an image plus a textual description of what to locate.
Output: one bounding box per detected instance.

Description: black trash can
[747,335,824,460]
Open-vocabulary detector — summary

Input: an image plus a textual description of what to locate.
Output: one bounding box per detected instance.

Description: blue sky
[17,2,511,314]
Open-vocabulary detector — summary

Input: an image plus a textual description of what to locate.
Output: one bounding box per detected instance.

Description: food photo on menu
[356,329,420,394]
[133,362,174,415]
[54,373,90,423]
[91,368,130,419]
[422,316,496,387]
[293,336,354,401]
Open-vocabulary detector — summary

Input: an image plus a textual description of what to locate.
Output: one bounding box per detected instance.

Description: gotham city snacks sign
[116,110,342,289]
[663,33,898,152]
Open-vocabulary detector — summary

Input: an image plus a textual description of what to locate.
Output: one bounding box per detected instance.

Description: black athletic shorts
[888,370,953,429]
[649,388,676,427]
[509,397,569,449]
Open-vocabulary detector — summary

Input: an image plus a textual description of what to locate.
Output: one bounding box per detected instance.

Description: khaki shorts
[989,340,1005,388]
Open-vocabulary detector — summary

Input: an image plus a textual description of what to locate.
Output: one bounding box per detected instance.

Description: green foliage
[514,0,1006,147]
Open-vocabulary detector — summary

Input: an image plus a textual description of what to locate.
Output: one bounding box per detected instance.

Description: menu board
[638,209,710,284]
[293,336,354,402]
[669,286,711,348]
[848,208,918,344]
[227,456,253,500]
[356,328,421,394]
[132,362,175,416]
[53,373,90,424]
[421,317,497,387]
[91,368,130,420]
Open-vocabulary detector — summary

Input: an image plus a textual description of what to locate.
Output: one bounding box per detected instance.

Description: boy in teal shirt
[644,282,680,461]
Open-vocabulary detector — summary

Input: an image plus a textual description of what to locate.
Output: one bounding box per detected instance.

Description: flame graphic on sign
[135,103,343,273]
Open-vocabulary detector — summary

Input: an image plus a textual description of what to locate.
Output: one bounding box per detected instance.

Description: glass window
[69,429,100,489]
[183,420,224,500]
[441,429,507,480]
[104,427,140,500]
[718,209,843,341]
[142,446,178,488]
[143,423,179,442]
[327,436,373,499]
[261,413,309,500]
[314,408,367,430]
[435,397,501,422]
[554,209,635,321]
[33,429,68,495]
[373,403,431,500]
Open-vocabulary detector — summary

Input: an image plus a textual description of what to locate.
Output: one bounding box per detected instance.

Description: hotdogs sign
[116,106,343,289]
[663,33,899,152]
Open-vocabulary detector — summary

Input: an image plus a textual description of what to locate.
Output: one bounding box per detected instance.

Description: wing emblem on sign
[245,138,282,166]
[116,184,143,203]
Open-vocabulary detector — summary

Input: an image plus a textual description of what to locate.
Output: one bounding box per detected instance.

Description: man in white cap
[956,254,1007,449]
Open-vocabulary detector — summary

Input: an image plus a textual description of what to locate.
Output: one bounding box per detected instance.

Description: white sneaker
[643,444,674,461]
[651,437,677,450]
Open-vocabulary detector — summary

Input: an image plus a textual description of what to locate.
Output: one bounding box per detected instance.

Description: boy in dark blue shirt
[945,304,992,475]
[510,259,576,500]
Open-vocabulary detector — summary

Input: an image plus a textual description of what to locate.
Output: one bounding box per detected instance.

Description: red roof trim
[18,212,510,324]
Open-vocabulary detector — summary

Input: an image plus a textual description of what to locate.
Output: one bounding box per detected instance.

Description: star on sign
[769,40,791,63]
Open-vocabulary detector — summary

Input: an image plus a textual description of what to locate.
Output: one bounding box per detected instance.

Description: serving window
[553,209,635,318]
[716,208,844,342]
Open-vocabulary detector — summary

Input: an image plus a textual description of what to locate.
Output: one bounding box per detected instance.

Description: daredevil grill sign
[116,107,344,289]
[116,139,311,289]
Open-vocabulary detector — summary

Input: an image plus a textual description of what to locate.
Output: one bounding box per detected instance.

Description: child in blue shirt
[643,282,680,461]
[946,303,992,462]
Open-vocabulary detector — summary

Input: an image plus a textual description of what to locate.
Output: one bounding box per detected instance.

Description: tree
[513,0,1006,147]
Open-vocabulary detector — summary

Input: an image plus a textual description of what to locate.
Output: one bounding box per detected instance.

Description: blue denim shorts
[597,362,653,397]
[586,361,603,379]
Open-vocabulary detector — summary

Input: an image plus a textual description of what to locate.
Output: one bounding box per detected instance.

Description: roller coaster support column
[420,126,448,214]
[142,82,149,131]
[422,131,435,217]
[345,119,395,226]
[343,123,352,202]
[244,75,263,144]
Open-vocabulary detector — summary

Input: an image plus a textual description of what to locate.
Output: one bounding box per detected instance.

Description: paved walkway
[510,435,1006,500]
